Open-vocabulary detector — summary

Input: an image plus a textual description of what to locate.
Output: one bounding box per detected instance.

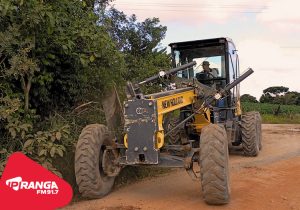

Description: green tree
[0,0,170,179]
[263,86,289,95]
[283,91,300,105]
[0,0,125,176]
[84,0,112,9]
[241,94,258,103]
[0,0,125,116]
[104,8,171,82]
[260,86,289,104]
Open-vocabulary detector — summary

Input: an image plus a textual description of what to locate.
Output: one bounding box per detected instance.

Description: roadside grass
[262,114,300,124]
[242,102,300,124]
[242,102,300,115]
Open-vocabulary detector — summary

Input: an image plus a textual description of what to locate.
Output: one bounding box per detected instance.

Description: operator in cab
[201,61,218,77]
[196,61,218,87]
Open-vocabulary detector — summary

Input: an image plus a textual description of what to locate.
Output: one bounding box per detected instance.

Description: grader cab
[75,37,262,205]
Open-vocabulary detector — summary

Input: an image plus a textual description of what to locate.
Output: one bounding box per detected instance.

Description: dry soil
[65,124,300,210]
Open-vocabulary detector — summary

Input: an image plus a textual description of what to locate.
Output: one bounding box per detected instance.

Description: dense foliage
[0,0,169,179]
[1,0,125,115]
[241,94,258,103]
[242,102,300,115]
[242,86,300,105]
[242,102,300,124]
[104,8,170,82]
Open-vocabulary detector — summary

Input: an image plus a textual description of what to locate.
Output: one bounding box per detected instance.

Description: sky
[112,0,300,99]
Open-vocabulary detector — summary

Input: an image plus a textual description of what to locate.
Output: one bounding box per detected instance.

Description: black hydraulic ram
[204,68,254,105]
[165,68,254,137]
[139,61,197,85]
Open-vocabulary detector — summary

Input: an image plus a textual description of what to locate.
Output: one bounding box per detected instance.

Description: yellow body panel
[124,133,128,148]
[155,90,196,115]
[192,109,211,132]
[154,90,196,148]
[235,99,242,116]
[156,131,164,148]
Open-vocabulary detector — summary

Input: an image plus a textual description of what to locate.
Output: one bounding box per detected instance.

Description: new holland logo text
[162,96,183,109]
[6,176,59,195]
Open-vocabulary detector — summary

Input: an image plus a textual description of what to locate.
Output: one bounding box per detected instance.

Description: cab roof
[169,37,235,50]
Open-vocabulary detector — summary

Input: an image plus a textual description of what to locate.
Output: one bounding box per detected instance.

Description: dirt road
[65,124,300,210]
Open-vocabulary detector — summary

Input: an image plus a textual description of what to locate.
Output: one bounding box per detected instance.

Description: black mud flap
[124,99,159,164]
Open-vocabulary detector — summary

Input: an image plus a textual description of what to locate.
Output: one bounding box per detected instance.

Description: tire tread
[200,124,230,205]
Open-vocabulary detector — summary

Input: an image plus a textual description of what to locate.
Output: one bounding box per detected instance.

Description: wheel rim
[99,146,110,182]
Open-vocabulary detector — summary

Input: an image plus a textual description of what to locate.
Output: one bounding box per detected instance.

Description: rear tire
[241,112,261,156]
[75,124,115,198]
[200,124,230,205]
[255,112,262,150]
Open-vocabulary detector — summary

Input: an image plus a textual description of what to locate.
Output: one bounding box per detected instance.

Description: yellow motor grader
[74,37,262,205]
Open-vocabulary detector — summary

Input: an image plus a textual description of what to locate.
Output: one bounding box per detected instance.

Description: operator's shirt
[203,68,218,78]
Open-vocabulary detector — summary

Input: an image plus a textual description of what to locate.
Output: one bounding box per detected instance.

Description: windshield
[173,46,226,79]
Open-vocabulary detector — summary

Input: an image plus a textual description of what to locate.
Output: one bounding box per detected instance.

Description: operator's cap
[202,61,210,66]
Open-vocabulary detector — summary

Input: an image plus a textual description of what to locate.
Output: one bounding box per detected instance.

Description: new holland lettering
[162,96,183,109]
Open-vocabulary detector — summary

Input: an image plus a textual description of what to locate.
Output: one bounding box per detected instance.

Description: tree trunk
[274,105,281,116]
[21,75,32,113]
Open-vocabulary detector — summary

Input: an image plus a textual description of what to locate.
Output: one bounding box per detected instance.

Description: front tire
[200,124,230,205]
[75,124,115,198]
